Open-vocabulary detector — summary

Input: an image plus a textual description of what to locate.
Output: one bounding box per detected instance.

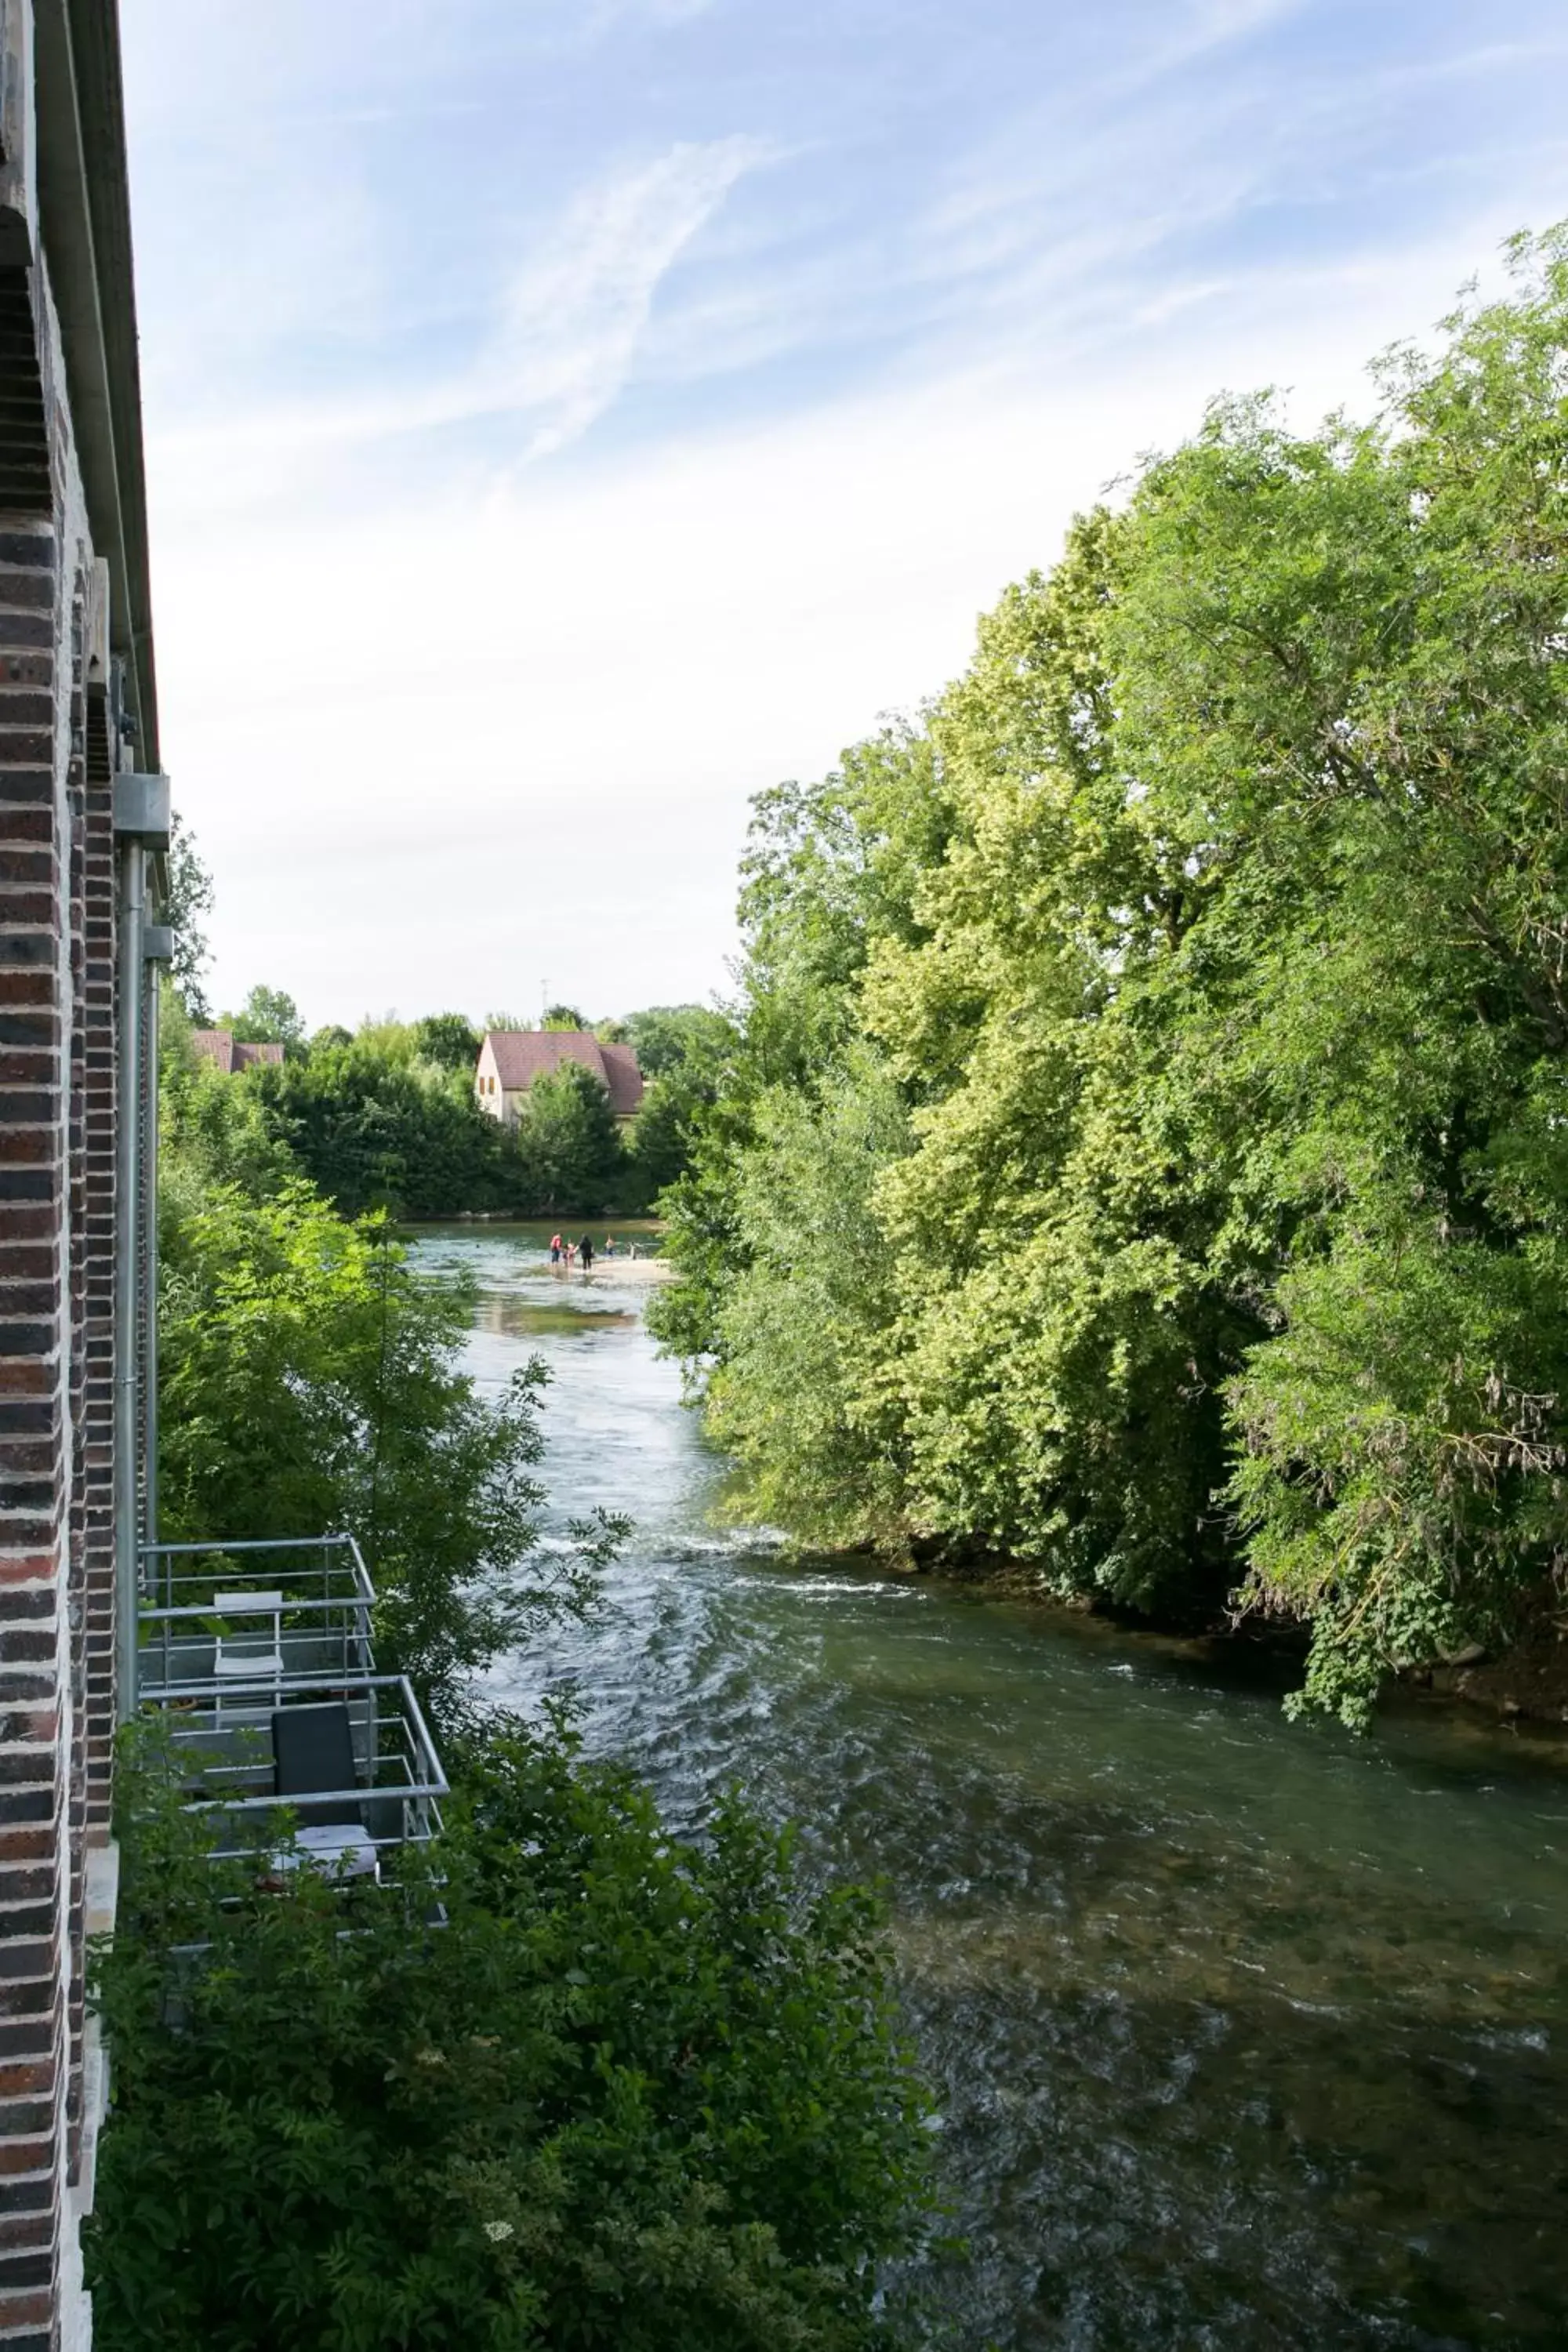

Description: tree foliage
[252,1036,521,1219]
[90,1690,931,2351]
[162,811,214,1022]
[415,1011,482,1071]
[520,1062,625,1215]
[184,1005,716,1219]
[157,1174,603,1718]
[653,229,1568,1723]
[224,983,306,1050]
[619,1007,737,1210]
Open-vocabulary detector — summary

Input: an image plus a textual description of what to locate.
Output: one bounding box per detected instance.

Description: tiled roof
[191,1030,285,1074]
[597,1043,646,1120]
[191,1028,234,1073]
[483,1030,644,1118]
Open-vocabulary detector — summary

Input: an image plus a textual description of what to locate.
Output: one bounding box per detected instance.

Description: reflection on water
[412,1225,1568,2351]
[474,1293,637,1339]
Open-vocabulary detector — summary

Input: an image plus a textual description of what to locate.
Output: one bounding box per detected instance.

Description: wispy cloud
[485,136,771,455]
[152,136,770,487]
[122,0,1568,1022]
[1105,0,1304,91]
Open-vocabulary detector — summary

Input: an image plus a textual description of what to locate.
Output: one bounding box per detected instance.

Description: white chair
[212,1591,284,1711]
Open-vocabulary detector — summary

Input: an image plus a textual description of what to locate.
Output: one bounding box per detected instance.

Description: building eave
[33,0,157,768]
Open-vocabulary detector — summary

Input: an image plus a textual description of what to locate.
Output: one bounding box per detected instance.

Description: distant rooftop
[481,1030,644,1119]
[191,1029,285,1075]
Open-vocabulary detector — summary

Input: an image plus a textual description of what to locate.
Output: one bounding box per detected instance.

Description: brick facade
[0,5,158,2342]
[0,374,113,2352]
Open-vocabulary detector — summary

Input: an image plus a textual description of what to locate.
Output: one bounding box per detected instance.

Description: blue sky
[121,0,1568,1027]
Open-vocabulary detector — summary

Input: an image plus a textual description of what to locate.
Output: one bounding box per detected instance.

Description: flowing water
[412,1225,1568,2351]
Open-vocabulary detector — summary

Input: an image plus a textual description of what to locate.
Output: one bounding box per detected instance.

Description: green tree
[619,1004,731,1079]
[226,983,306,1051]
[162,811,214,1023]
[158,985,292,1210]
[158,1178,598,1714]
[415,1011,481,1072]
[542,1003,588,1031]
[656,227,1568,1722]
[619,1007,736,1209]
[89,1717,932,2352]
[701,1053,911,1548]
[251,1040,520,1219]
[521,1062,624,1215]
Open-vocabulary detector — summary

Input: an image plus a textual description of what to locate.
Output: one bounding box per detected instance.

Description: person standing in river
[550,1232,562,1268]
[579,1233,594,1272]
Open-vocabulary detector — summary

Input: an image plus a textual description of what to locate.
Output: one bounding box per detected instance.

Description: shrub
[88,1718,934,2352]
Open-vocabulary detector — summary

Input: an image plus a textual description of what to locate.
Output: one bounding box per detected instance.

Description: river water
[412,1225,1568,2351]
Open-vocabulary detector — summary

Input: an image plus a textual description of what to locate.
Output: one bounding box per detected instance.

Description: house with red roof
[475,1029,645,1129]
[191,1029,286,1074]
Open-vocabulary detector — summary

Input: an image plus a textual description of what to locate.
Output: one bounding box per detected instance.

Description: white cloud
[485,136,773,457]
[151,214,1519,1030]
[147,138,770,506]
[122,0,1568,1029]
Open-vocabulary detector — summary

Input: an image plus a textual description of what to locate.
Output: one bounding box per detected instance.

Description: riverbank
[862,1550,1568,1742]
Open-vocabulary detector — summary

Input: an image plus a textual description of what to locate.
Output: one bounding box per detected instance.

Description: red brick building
[0,5,164,2343]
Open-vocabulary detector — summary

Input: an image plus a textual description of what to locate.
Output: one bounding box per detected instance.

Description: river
[412,1223,1568,2351]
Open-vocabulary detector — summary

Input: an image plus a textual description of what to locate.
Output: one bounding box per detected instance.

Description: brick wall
[0,502,71,2352]
[0,256,119,2350]
[78,594,115,1856]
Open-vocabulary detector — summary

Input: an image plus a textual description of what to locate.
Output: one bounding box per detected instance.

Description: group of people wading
[550,1231,620,1271]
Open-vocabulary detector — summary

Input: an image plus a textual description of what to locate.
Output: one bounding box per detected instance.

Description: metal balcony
[136,1535,445,1875]
[139,1673,447,1871]
[139,1534,376,1700]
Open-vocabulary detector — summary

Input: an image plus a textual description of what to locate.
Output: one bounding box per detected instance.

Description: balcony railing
[140,1674,447,1866]
[139,1534,376,1701]
[137,1535,446,1876]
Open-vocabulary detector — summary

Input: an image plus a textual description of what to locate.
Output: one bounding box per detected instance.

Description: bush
[87,1718,934,2352]
[158,1176,608,1721]
[252,1041,521,1219]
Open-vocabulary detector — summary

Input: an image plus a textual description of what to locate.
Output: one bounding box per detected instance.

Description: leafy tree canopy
[416,1011,482,1070]
[223,982,305,1050]
[521,1062,624,1217]
[619,1004,733,1079]
[158,1172,605,1716]
[653,227,1568,1725]
[162,811,214,1023]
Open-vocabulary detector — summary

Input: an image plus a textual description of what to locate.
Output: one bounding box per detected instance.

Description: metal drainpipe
[113,843,144,1725]
[142,925,173,1558]
[112,773,170,1726]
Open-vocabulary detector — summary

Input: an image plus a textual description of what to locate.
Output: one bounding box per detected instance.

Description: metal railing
[140,1674,447,1860]
[139,1534,376,1701]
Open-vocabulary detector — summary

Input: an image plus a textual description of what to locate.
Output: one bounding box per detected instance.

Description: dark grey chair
[270,1703,378,1876]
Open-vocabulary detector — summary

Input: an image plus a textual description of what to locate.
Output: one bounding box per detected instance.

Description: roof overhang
[20,0,158,766]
